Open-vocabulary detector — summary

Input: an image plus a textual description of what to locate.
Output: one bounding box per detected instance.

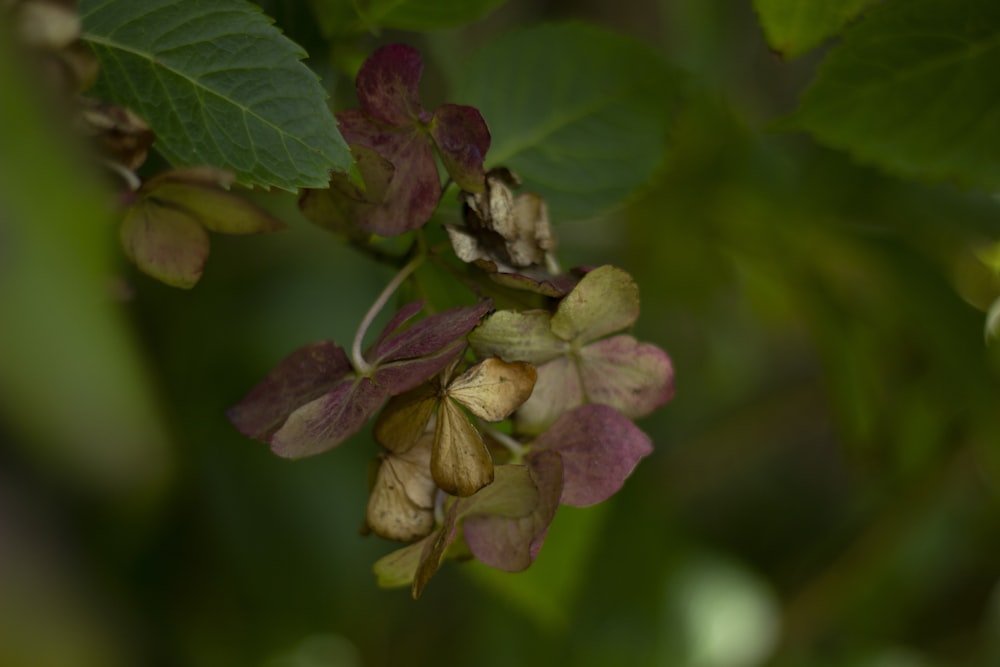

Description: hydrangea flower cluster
[228,44,674,598]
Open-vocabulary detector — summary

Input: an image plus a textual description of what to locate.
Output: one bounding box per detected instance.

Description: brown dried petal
[446,357,537,422]
[432,398,494,496]
[366,436,436,542]
[373,381,439,453]
[458,168,557,269]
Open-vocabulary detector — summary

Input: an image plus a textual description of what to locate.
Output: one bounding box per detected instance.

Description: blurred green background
[3,1,1000,666]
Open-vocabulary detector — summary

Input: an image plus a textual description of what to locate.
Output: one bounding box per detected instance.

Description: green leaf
[753,0,877,59]
[455,22,681,222]
[80,0,350,191]
[368,0,509,31]
[790,0,1000,189]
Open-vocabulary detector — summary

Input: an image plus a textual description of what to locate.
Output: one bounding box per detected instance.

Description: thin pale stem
[105,159,141,191]
[479,421,525,460]
[351,254,424,375]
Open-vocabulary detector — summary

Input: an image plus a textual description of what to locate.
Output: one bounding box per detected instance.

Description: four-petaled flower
[469,265,675,433]
[301,44,491,237]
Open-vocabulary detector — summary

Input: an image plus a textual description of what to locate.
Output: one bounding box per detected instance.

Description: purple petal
[371,300,492,365]
[487,269,578,298]
[226,341,353,442]
[529,404,653,507]
[579,335,675,419]
[369,300,426,353]
[374,339,468,397]
[430,104,490,192]
[270,377,389,459]
[513,356,584,435]
[299,144,398,237]
[355,43,427,126]
[464,451,562,571]
[335,111,440,236]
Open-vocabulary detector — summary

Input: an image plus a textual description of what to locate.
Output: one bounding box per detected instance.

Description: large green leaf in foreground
[753,0,877,59]
[81,0,350,191]
[455,23,680,223]
[792,0,1000,189]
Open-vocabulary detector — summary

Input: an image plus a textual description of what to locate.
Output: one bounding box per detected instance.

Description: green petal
[469,309,566,365]
[550,265,639,342]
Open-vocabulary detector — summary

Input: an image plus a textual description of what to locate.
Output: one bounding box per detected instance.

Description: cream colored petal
[446,358,537,422]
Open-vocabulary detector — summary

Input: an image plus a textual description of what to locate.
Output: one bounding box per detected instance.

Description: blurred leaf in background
[3,0,1000,666]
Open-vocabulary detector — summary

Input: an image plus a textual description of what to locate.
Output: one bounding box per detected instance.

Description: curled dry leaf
[447,167,573,296]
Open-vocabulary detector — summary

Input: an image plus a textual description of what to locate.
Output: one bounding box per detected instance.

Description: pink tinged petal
[468,309,567,365]
[355,43,427,127]
[513,356,584,435]
[550,265,640,343]
[226,341,353,442]
[270,377,389,459]
[299,144,397,237]
[430,104,490,192]
[464,450,562,572]
[529,404,653,507]
[120,201,209,289]
[335,112,440,236]
[371,300,492,364]
[578,335,675,418]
